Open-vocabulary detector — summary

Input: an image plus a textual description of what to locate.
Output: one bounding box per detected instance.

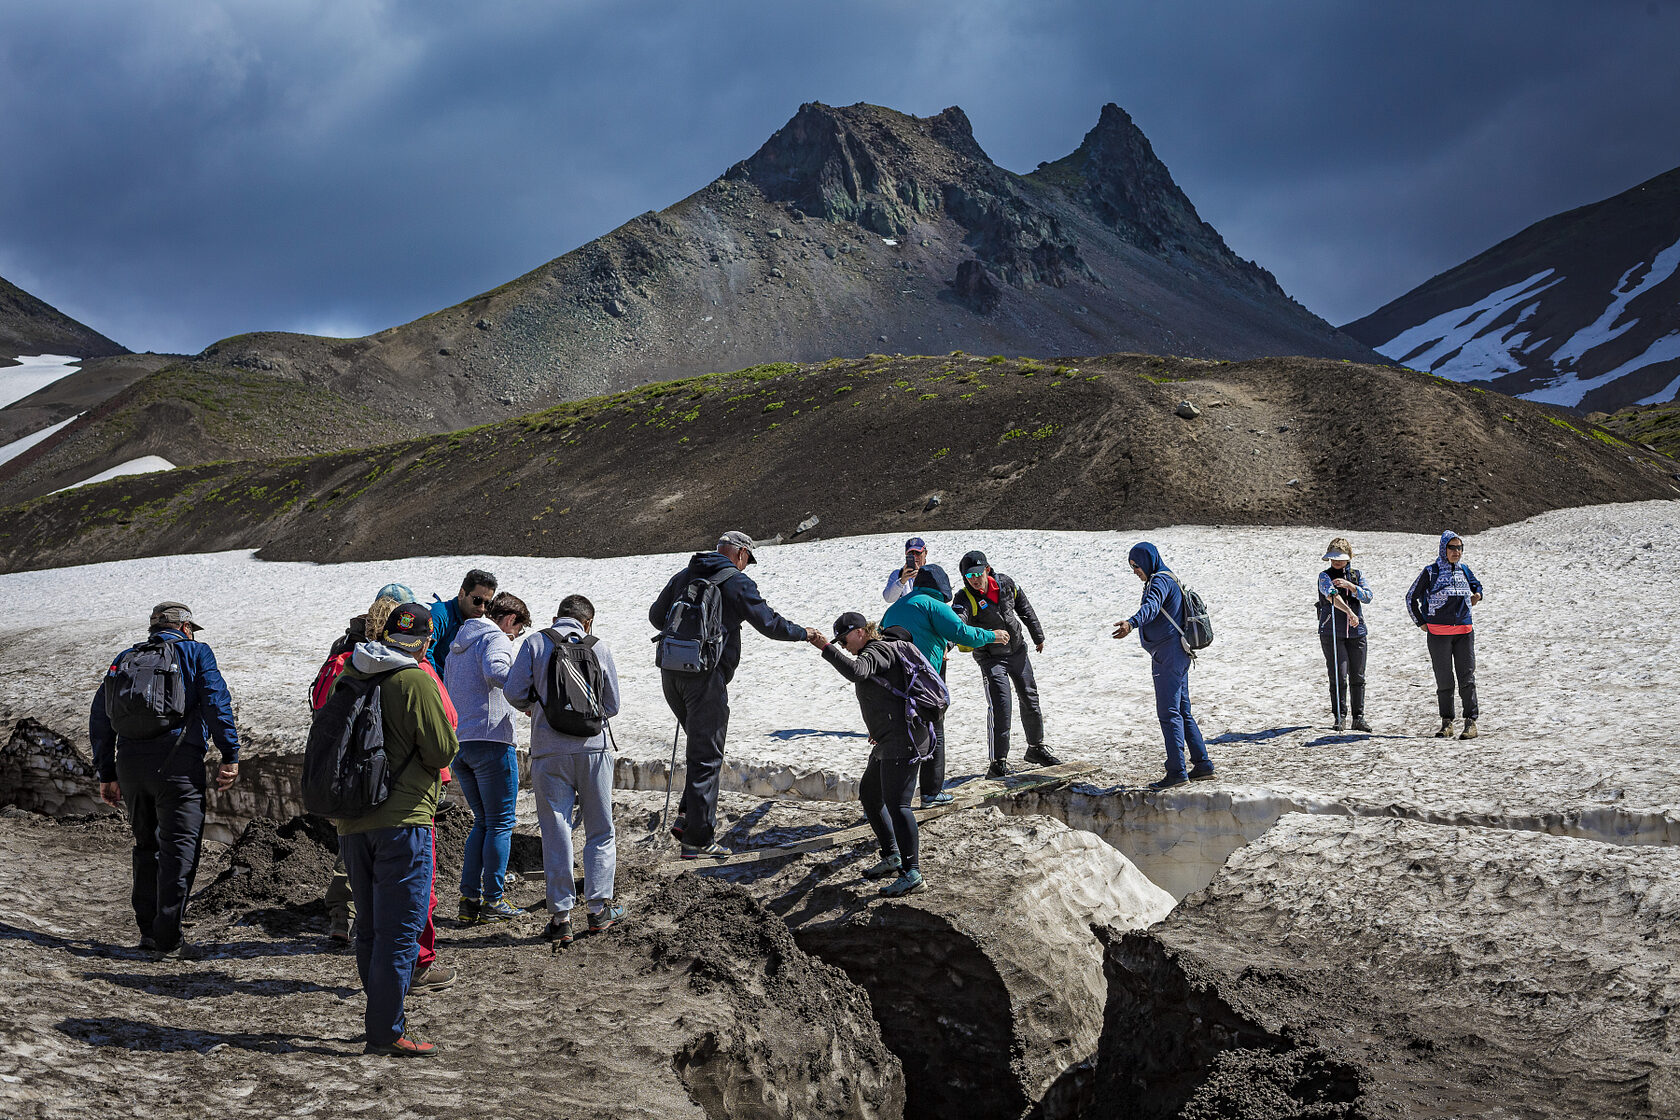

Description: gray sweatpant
[530,749,617,915]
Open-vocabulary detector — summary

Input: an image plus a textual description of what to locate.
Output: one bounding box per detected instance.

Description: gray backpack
[1159,572,1214,655]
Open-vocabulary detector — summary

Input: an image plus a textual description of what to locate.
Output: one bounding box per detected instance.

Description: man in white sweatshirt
[504,593,621,945]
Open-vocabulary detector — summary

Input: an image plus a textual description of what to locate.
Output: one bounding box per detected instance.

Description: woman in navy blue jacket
[1112,543,1216,789]
[1406,530,1485,740]
[1318,536,1374,732]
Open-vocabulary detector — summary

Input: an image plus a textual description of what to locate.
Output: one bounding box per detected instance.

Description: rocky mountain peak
[1031,103,1277,292]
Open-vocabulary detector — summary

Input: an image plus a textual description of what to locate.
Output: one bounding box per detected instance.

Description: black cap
[913,564,952,601]
[831,611,869,640]
[383,601,434,655]
[960,550,989,576]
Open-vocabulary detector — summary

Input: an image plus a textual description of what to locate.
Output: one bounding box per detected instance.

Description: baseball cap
[149,601,201,632]
[832,611,869,640]
[376,582,416,603]
[905,537,927,552]
[960,549,989,577]
[382,601,434,655]
[718,530,757,565]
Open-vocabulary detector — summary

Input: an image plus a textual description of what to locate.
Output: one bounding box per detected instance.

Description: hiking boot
[1352,716,1373,733]
[862,853,903,880]
[669,815,686,841]
[588,902,626,933]
[1333,717,1347,732]
[1148,773,1189,791]
[329,914,352,944]
[544,914,573,945]
[477,898,525,923]
[154,941,204,961]
[1434,719,1454,738]
[878,869,926,897]
[985,759,1008,780]
[1188,766,1216,782]
[137,934,158,952]
[457,896,482,924]
[410,964,456,993]
[919,791,954,808]
[364,1035,437,1058]
[681,841,730,860]
[1023,744,1061,767]
[1459,721,1479,740]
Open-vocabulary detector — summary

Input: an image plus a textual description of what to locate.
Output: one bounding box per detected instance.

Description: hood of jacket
[1437,529,1461,567]
[548,615,588,640]
[451,616,502,656]
[912,565,952,601]
[350,641,418,675]
[685,549,740,579]
[1129,542,1168,578]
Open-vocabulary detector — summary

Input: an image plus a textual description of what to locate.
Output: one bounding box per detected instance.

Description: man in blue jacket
[883,565,1007,796]
[91,602,240,956]
[1113,544,1216,790]
[649,531,810,857]
[1406,530,1485,740]
[427,567,497,673]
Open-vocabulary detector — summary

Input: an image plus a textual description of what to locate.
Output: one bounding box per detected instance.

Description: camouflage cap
[149,601,201,632]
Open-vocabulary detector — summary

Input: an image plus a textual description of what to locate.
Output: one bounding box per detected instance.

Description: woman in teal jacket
[882,567,1008,804]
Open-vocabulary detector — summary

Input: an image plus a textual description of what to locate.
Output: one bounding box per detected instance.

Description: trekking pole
[1328,584,1341,728]
[657,720,680,842]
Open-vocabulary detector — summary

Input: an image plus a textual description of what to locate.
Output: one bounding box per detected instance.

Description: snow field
[0,354,80,410]
[2,502,1677,837]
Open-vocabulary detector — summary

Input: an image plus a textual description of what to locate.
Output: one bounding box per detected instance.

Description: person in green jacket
[334,601,460,1057]
[881,567,1007,805]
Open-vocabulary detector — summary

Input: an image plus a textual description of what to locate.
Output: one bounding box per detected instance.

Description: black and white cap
[718,530,758,565]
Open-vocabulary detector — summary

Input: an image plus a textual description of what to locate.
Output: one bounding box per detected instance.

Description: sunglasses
[963,569,986,579]
[470,595,492,606]
[1444,544,1463,552]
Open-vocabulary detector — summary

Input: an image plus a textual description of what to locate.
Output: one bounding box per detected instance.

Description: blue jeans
[1151,648,1212,779]
[339,826,431,1045]
[453,739,518,902]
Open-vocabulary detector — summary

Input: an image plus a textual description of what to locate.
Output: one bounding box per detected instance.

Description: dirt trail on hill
[1,352,1674,572]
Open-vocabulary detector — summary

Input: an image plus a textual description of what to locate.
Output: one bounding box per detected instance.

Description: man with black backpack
[311,601,458,1057]
[91,602,240,958]
[648,531,809,858]
[951,550,1060,779]
[505,594,623,945]
[1112,543,1216,790]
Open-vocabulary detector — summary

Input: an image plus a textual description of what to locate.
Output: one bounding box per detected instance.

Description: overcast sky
[2,1,1676,356]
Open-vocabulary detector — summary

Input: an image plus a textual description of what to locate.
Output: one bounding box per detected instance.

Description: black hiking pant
[860,753,921,872]
[1427,631,1478,721]
[116,744,207,950]
[1318,629,1368,719]
[978,646,1044,760]
[919,665,947,798]
[661,667,731,848]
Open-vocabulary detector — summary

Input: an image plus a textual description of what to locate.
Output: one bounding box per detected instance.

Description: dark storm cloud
[1,0,1676,354]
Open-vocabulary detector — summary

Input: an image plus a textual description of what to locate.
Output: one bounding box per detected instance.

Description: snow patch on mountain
[49,455,175,493]
[1532,330,1680,406]
[0,355,80,410]
[1374,271,1561,379]
[1549,236,1680,369]
[0,413,80,466]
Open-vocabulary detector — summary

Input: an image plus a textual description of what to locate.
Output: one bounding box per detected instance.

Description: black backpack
[302,669,415,819]
[103,636,191,739]
[654,568,733,673]
[533,630,609,736]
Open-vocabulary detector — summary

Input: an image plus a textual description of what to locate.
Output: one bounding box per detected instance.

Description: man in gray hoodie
[505,594,622,945]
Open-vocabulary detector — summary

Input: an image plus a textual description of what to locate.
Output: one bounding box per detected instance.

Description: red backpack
[309,652,352,711]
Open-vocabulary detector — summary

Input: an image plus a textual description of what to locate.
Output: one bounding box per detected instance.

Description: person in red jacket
[312,589,457,993]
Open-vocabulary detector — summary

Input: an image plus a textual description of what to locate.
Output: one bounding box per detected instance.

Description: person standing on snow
[881,565,1005,804]
[91,602,239,958]
[443,591,531,924]
[882,537,947,605]
[951,550,1059,778]
[807,613,935,898]
[1406,530,1484,740]
[427,568,498,674]
[1317,537,1373,732]
[649,531,810,858]
[1112,543,1216,790]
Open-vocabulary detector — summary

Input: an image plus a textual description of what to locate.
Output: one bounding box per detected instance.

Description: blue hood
[912,564,952,601]
[1437,529,1461,567]
[1129,542,1169,577]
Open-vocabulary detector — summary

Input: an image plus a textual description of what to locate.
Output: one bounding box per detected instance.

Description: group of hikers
[88,525,1487,1056]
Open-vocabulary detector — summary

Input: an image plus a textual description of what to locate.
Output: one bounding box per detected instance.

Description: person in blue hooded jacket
[1112,543,1215,790]
[1406,529,1485,740]
[882,565,1008,802]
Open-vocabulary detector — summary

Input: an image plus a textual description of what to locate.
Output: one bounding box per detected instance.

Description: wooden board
[671,760,1100,868]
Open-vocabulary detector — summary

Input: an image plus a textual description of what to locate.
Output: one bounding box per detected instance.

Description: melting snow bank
[1085,814,1680,1119]
[49,454,175,493]
[0,412,81,466]
[0,354,81,410]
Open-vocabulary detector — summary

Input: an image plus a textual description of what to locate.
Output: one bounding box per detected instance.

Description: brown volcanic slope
[0,101,1376,503]
[0,274,127,363]
[0,352,1672,573]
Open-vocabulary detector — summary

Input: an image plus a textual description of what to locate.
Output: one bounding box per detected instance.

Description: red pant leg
[416,825,438,970]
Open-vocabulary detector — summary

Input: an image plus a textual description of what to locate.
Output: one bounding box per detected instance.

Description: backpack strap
[1157,572,1190,635]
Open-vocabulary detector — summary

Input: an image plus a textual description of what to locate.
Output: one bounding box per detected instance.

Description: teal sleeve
[930,601,995,649]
